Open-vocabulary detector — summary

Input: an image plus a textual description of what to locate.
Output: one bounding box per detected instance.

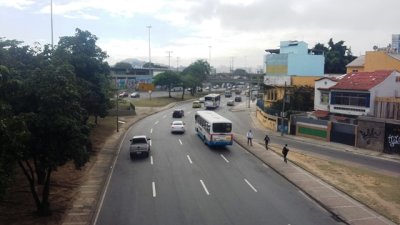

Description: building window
[320,91,329,105]
[331,92,370,107]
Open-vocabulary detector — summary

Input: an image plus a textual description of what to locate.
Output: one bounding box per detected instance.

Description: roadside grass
[88,116,117,152]
[286,151,400,224]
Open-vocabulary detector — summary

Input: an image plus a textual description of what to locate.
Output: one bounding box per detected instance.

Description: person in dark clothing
[282,144,289,163]
[264,134,270,150]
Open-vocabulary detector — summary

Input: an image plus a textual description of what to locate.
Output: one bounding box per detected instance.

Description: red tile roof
[313,110,329,118]
[330,70,393,91]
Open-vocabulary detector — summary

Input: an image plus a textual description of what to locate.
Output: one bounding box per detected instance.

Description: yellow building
[263,76,321,107]
[346,51,400,73]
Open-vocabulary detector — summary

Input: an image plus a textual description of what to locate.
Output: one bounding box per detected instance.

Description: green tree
[182,59,210,97]
[269,85,314,114]
[18,64,90,216]
[54,28,111,124]
[152,71,181,97]
[113,62,132,69]
[312,38,356,74]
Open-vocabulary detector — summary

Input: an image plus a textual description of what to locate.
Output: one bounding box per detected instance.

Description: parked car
[234,96,242,102]
[130,92,140,98]
[227,99,235,106]
[172,109,184,118]
[118,92,128,98]
[171,121,185,133]
[129,135,151,159]
[192,100,201,108]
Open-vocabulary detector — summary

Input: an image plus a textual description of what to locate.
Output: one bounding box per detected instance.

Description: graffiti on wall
[385,123,400,154]
[388,135,400,147]
[359,128,382,144]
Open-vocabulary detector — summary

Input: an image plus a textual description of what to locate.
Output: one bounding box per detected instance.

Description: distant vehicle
[204,93,221,109]
[194,111,233,146]
[199,97,205,103]
[234,96,242,102]
[192,100,201,108]
[224,90,232,98]
[204,87,210,91]
[171,121,185,133]
[235,89,241,95]
[130,92,140,98]
[129,135,151,159]
[227,100,235,106]
[172,109,184,118]
[118,92,129,98]
[171,87,183,92]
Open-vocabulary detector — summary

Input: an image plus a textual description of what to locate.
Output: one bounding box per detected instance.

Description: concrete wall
[288,54,324,76]
[356,119,385,152]
[296,122,329,141]
[256,108,278,131]
[364,51,400,72]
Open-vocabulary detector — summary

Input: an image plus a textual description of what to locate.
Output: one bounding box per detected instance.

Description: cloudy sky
[0,0,399,72]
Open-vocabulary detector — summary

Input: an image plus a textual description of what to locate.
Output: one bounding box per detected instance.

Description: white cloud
[0,0,35,10]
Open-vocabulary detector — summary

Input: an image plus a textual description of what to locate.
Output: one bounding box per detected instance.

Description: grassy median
[284,150,400,224]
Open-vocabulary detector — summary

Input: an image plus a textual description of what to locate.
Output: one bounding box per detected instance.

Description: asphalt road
[95,98,344,225]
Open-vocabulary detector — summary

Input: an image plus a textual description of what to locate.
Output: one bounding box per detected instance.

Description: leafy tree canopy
[312,38,356,74]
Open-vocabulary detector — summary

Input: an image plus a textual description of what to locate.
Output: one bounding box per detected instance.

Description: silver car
[129,135,151,159]
[171,121,185,133]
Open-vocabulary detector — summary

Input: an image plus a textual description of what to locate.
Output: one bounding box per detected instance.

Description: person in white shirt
[246,130,253,146]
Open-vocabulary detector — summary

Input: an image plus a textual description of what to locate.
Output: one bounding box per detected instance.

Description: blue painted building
[264,40,324,76]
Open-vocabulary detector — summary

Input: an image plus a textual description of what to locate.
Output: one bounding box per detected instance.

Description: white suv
[129,135,151,159]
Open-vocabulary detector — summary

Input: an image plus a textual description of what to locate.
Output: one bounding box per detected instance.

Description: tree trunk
[38,168,52,216]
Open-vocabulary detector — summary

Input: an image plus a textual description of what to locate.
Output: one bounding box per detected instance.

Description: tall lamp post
[208,45,212,65]
[146,25,152,64]
[50,0,54,49]
[281,82,287,136]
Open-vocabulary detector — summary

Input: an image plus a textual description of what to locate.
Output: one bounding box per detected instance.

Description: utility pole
[208,45,212,65]
[176,56,180,71]
[166,51,173,68]
[281,81,287,136]
[146,25,152,64]
[50,0,54,49]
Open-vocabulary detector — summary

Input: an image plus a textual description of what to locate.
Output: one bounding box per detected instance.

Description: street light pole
[166,51,173,68]
[50,0,54,49]
[208,45,212,65]
[146,25,152,64]
[281,81,287,136]
[116,93,119,132]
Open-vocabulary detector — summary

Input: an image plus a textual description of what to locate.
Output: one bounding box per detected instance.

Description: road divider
[244,179,257,192]
[220,154,229,163]
[187,155,193,164]
[152,182,156,197]
[200,180,210,195]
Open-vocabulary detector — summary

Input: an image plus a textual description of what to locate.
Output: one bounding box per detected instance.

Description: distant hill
[119,58,146,68]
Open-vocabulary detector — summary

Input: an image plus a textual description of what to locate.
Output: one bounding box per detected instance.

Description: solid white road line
[187,155,193,164]
[152,182,156,197]
[150,128,153,134]
[220,154,229,163]
[244,179,258,192]
[154,121,159,125]
[149,140,152,146]
[200,180,210,195]
[150,156,153,165]
[179,139,183,145]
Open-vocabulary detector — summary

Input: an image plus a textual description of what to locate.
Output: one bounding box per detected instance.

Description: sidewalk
[233,133,397,225]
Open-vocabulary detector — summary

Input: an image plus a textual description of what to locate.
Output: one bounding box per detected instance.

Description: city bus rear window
[213,123,232,133]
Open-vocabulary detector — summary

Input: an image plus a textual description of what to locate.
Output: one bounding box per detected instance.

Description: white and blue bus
[204,93,221,109]
[195,110,233,146]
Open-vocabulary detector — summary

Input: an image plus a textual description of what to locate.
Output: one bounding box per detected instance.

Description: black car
[234,96,242,102]
[172,109,184,118]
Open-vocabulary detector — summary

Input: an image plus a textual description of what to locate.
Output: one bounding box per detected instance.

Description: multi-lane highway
[95,96,345,225]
